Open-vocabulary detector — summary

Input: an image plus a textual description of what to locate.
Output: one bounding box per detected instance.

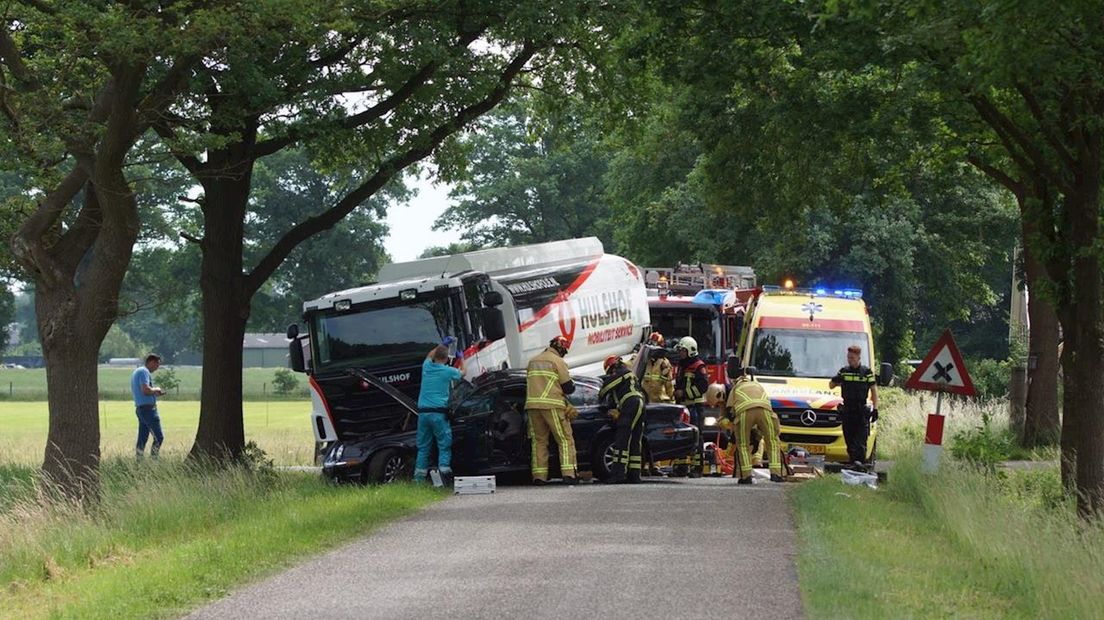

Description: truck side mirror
[289,337,306,373]
[879,362,895,387]
[481,307,506,341]
[483,291,504,307]
[726,355,742,380]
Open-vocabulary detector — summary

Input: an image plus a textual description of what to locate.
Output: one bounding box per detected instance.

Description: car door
[448,383,496,475]
[486,384,529,470]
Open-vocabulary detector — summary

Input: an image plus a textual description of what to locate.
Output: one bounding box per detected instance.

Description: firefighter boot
[737,477,753,485]
[770,474,785,483]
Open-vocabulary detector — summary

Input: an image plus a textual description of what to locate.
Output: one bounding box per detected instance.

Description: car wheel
[591,434,616,482]
[367,448,412,485]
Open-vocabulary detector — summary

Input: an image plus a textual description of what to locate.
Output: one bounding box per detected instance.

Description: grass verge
[0,460,442,619]
[791,455,1103,619]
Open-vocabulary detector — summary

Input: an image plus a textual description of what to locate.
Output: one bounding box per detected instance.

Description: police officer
[724,367,784,484]
[599,355,647,484]
[674,336,707,478]
[641,332,674,403]
[525,336,578,485]
[829,345,880,469]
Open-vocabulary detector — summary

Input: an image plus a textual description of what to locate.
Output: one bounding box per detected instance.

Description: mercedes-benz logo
[801,409,818,426]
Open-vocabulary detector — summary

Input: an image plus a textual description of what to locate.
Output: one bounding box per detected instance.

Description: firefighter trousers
[676,403,705,474]
[610,396,645,482]
[527,408,577,481]
[737,408,782,477]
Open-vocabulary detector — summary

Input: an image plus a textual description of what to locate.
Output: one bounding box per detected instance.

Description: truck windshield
[312,291,463,371]
[752,329,869,378]
[650,308,718,359]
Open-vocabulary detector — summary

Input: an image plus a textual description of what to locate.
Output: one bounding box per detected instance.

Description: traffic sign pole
[922,391,945,473]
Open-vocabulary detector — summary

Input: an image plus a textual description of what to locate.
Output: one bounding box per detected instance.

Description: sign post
[905,330,976,473]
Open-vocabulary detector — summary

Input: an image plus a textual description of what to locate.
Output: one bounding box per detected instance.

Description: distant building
[242,333,290,368]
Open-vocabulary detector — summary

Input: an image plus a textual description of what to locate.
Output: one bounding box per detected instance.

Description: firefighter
[641,332,674,403]
[525,336,579,485]
[725,367,784,484]
[599,355,647,484]
[829,345,879,469]
[673,336,707,478]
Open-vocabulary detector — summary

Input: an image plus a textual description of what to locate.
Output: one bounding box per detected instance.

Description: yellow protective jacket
[642,357,674,403]
[726,378,773,418]
[525,347,572,410]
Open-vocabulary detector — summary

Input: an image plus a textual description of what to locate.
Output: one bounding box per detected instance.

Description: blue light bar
[815,288,827,295]
[692,289,730,306]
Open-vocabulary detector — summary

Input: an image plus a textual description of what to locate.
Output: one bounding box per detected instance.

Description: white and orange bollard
[922,391,945,473]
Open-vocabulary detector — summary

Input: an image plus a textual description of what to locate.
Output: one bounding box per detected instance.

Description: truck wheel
[591,434,616,482]
[366,448,412,485]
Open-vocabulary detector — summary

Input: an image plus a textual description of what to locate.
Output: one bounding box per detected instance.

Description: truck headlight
[704,416,717,427]
[333,444,345,461]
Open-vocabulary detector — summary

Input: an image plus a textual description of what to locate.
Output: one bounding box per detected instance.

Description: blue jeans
[414,412,452,481]
[135,405,164,458]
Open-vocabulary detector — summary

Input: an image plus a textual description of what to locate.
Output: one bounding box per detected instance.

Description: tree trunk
[38,292,103,500]
[1060,338,1077,492]
[1021,237,1061,447]
[189,154,254,461]
[1069,174,1104,518]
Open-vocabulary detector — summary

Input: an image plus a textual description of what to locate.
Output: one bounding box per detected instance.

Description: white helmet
[677,336,699,357]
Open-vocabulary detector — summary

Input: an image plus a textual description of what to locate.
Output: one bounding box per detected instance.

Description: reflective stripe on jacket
[526,347,571,410]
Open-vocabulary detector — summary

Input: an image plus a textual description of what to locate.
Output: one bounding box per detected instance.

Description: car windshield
[650,308,718,358]
[313,291,463,371]
[752,329,869,378]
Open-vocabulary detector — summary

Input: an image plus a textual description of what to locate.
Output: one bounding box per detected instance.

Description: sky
[383,173,458,263]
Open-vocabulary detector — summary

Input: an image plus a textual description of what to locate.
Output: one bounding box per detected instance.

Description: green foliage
[419,243,480,258]
[157,367,181,394]
[950,410,1014,471]
[435,98,614,247]
[271,368,300,396]
[968,357,1012,402]
[97,325,146,363]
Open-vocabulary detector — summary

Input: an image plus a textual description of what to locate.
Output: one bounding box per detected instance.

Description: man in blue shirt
[131,353,166,460]
[414,339,465,484]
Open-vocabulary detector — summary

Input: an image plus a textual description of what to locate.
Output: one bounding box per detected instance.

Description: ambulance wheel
[367,448,412,485]
[591,434,617,482]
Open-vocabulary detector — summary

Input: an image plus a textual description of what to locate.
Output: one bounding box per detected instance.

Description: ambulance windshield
[752,329,868,378]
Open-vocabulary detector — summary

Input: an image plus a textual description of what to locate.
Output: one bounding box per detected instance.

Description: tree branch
[967,94,1071,194]
[253,28,484,159]
[9,164,90,286]
[244,41,537,294]
[0,28,38,89]
[966,155,1025,199]
[1014,81,1077,171]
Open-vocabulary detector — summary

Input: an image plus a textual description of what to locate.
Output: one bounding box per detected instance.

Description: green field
[0,367,309,401]
[0,401,315,466]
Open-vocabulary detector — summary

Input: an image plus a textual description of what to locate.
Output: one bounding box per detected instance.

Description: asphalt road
[187,475,804,620]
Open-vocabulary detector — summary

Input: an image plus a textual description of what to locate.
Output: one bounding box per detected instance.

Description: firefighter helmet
[676,336,699,357]
[603,355,623,374]
[705,384,726,407]
[648,332,665,347]
[549,336,570,357]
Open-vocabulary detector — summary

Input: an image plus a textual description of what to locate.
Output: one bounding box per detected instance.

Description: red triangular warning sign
[905,329,976,397]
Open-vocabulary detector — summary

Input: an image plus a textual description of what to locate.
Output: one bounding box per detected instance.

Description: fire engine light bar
[334,299,352,311]
[399,288,417,301]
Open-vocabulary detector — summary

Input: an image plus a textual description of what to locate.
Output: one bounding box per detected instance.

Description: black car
[321,369,700,484]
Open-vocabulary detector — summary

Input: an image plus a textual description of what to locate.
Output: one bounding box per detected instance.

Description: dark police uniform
[599,365,647,483]
[832,364,876,463]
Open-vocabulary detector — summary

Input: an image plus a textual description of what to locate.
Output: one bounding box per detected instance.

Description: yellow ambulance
[732,283,894,463]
